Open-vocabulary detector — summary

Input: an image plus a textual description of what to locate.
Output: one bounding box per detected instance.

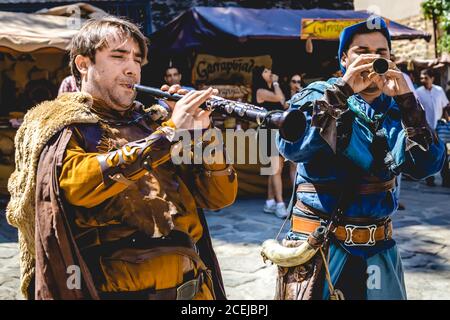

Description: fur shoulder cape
[6,92,98,298]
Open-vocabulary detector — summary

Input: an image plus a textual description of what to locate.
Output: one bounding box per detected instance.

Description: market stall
[146,7,431,85]
[0,10,85,195]
[144,7,432,197]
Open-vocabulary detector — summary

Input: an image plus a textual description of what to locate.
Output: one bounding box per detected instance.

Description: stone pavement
[207,178,450,300]
[0,199,20,300]
[0,179,449,300]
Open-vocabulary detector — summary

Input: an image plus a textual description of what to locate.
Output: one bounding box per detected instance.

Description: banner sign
[301,19,365,40]
[192,54,272,86]
[198,84,252,102]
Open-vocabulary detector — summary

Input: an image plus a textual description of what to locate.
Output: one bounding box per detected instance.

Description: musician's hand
[170,87,218,129]
[160,84,189,110]
[342,54,380,94]
[368,62,411,97]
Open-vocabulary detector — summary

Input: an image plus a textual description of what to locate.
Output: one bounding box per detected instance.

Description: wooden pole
[433,12,439,58]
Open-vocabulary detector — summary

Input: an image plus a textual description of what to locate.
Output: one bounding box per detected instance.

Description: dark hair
[283,73,305,99]
[165,66,180,75]
[290,73,305,87]
[251,66,270,104]
[421,68,434,78]
[69,16,148,89]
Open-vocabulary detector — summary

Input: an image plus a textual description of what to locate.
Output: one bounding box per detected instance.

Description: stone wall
[392,14,436,60]
[150,0,354,31]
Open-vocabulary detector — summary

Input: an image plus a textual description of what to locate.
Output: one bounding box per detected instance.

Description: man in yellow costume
[7,16,237,300]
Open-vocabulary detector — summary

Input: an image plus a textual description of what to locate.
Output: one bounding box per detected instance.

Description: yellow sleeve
[191,140,238,210]
[59,128,147,208]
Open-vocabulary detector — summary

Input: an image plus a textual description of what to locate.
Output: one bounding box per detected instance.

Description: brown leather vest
[68,105,198,255]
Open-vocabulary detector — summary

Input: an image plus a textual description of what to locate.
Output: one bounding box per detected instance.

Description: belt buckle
[344,224,377,246]
[176,274,202,300]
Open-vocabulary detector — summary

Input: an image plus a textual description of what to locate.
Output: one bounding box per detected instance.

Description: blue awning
[150,7,431,51]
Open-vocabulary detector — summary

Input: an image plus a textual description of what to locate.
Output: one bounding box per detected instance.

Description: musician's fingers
[387,60,400,71]
[351,63,373,74]
[160,84,170,91]
[181,88,211,109]
[196,109,212,119]
[368,71,377,80]
[368,72,382,82]
[211,88,219,96]
[186,87,214,111]
[383,69,403,80]
[176,88,190,95]
[168,84,181,94]
[178,89,204,106]
[176,89,197,104]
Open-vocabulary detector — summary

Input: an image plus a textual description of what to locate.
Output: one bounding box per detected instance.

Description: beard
[92,78,137,112]
[108,87,136,110]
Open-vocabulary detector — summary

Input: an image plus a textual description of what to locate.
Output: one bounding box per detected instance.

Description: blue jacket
[277,78,445,222]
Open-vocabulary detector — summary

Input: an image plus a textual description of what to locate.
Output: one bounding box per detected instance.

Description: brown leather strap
[359,178,396,194]
[291,215,321,235]
[100,271,204,300]
[291,214,392,246]
[297,178,396,195]
[334,223,393,245]
[99,243,207,300]
[148,272,204,300]
[295,201,388,225]
[110,246,208,272]
[202,164,235,177]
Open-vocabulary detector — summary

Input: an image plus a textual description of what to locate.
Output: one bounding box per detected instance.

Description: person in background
[158,66,194,110]
[436,105,450,187]
[284,74,304,103]
[57,75,79,95]
[284,73,305,184]
[416,68,450,186]
[252,66,288,218]
[446,80,450,101]
[408,71,420,90]
[163,65,194,90]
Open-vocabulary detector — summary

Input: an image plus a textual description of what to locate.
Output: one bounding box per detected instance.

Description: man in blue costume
[276,18,446,300]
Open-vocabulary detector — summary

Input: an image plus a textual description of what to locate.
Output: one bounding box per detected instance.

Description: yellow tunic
[59,118,237,299]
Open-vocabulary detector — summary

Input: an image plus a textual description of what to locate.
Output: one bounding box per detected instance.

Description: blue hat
[338,17,391,74]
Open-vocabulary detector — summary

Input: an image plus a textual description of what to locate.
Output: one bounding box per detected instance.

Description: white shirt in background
[416,84,449,129]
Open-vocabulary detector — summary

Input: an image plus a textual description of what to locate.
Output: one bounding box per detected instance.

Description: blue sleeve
[276,82,334,163]
[401,137,446,179]
[394,93,447,179]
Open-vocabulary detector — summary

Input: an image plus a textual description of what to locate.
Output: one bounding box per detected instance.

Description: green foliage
[438,33,450,53]
[422,0,450,53]
[422,0,450,20]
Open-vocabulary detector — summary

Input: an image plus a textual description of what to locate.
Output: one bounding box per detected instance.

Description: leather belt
[292,214,392,246]
[296,178,396,195]
[78,229,196,257]
[99,271,204,300]
[295,201,389,225]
